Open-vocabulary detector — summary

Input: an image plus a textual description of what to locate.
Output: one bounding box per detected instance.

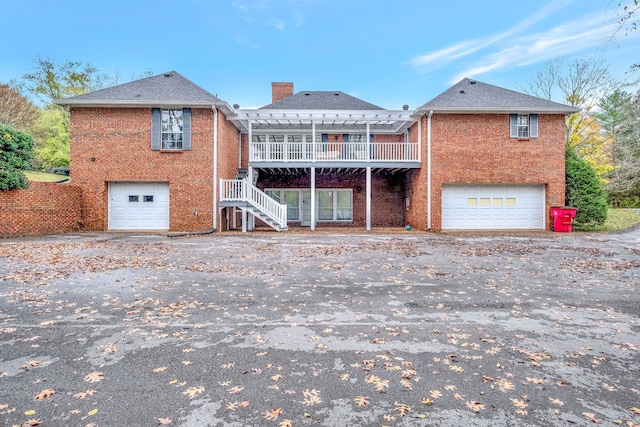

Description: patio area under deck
[249,165,417,232]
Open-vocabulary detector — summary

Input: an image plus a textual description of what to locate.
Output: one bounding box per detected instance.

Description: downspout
[213,106,219,231]
[167,107,220,239]
[427,110,433,230]
[238,129,242,169]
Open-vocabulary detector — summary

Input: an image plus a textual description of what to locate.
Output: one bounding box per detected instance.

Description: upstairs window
[151,108,192,150]
[510,114,538,138]
[161,109,183,149]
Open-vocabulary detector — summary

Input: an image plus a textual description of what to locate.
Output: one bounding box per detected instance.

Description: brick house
[55,72,578,232]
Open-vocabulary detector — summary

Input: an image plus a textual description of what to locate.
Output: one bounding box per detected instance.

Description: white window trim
[161,109,184,150]
[510,113,539,139]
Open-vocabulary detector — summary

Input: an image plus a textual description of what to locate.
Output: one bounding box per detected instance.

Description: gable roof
[53,71,230,110]
[418,78,580,114]
[260,91,384,110]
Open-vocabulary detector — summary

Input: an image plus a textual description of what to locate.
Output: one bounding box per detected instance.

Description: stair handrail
[248,183,287,229]
[220,179,247,201]
[220,179,287,230]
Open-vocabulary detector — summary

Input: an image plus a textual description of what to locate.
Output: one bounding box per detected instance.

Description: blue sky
[1,0,638,110]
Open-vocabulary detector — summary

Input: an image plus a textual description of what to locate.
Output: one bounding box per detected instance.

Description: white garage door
[442,185,545,230]
[109,182,169,230]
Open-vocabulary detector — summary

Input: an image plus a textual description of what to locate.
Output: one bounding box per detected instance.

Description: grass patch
[574,209,640,232]
[24,171,69,183]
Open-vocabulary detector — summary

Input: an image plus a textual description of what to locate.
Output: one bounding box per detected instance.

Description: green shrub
[565,145,608,228]
[0,123,33,190]
[608,195,640,209]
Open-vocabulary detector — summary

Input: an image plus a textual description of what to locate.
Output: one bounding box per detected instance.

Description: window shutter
[529,114,538,138]
[151,108,161,150]
[509,114,517,138]
[182,108,192,150]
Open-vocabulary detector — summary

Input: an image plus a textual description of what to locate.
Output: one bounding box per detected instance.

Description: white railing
[250,142,420,163]
[220,179,287,229]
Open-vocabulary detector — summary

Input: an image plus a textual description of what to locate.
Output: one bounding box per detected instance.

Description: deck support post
[310,166,316,231]
[366,166,371,231]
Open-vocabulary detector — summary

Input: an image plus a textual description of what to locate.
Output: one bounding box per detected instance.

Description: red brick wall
[405,121,427,230]
[215,110,241,229]
[0,182,82,238]
[70,107,226,232]
[256,171,405,227]
[406,113,566,231]
[272,83,294,103]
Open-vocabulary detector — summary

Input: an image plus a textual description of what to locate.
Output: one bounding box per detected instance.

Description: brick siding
[271,83,294,103]
[68,105,566,233]
[70,107,239,232]
[405,113,566,231]
[0,182,82,238]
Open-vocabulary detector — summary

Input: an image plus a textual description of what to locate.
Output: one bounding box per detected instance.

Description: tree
[523,58,620,153]
[602,90,640,206]
[614,1,640,70]
[0,83,40,132]
[565,145,608,228]
[31,106,70,170]
[567,112,613,179]
[0,123,33,190]
[21,56,109,106]
[617,0,639,35]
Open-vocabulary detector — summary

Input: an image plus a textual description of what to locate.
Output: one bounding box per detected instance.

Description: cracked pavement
[0,228,639,426]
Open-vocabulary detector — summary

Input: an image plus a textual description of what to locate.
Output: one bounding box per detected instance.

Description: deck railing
[250,141,420,163]
[220,179,288,229]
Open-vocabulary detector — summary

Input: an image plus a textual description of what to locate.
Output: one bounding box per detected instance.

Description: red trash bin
[550,206,577,232]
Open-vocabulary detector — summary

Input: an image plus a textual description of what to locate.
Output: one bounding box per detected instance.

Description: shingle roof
[53,71,226,108]
[418,78,579,113]
[260,91,384,110]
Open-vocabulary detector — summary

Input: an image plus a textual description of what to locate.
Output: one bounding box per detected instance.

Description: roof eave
[54,99,233,113]
[415,106,580,114]
[232,108,419,119]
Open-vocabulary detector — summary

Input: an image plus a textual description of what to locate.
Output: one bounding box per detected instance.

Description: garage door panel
[109,182,169,230]
[442,185,544,230]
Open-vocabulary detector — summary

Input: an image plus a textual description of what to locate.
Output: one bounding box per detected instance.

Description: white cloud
[408,1,628,84]
[448,12,619,83]
[409,0,570,74]
[232,0,310,30]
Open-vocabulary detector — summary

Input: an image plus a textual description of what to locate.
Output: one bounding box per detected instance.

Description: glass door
[302,190,312,226]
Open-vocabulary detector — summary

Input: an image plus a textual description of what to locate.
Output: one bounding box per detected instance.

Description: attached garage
[108,182,170,230]
[441,185,545,230]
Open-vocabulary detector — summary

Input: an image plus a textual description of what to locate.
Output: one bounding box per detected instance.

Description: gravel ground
[0,227,639,427]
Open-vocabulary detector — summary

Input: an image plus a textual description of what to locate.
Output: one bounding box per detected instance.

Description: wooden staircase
[219,175,288,232]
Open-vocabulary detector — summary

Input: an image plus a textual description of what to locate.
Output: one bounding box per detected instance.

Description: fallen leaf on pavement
[262,408,282,421]
[34,389,55,400]
[582,412,603,423]
[84,372,104,383]
[354,396,369,406]
[466,401,485,412]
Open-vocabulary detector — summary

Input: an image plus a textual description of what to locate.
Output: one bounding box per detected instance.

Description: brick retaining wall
[0,182,82,238]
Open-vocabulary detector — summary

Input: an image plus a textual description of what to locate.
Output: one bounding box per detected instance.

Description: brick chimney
[272,82,294,103]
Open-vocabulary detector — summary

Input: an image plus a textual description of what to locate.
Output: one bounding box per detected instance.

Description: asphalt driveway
[0,228,639,426]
